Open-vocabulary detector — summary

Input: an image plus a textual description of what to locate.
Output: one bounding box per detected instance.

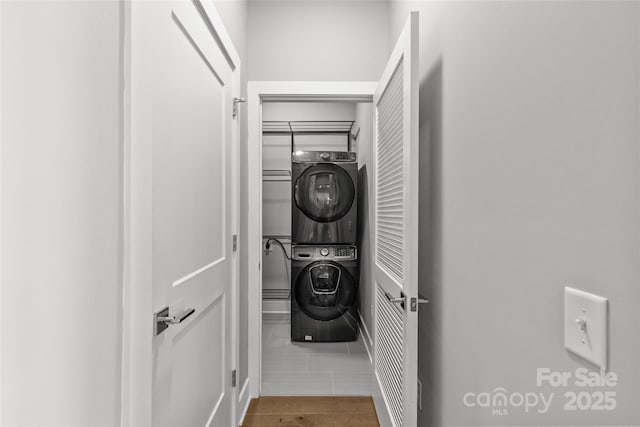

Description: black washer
[294,261,356,321]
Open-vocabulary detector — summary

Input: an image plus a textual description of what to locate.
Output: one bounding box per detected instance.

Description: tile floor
[261,315,376,396]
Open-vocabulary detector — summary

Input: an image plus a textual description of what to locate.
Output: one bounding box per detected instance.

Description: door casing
[121,1,242,426]
[247,82,399,423]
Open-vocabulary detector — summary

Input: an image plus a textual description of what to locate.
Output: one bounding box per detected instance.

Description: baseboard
[358,313,393,426]
[358,312,373,365]
[372,371,395,427]
[237,378,252,426]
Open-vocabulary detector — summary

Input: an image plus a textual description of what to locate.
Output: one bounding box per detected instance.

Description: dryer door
[294,261,356,321]
[294,164,355,223]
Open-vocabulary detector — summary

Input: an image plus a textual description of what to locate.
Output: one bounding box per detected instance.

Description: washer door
[294,261,356,321]
[294,164,355,223]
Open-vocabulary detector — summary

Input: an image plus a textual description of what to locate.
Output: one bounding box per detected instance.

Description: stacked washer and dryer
[290,151,359,342]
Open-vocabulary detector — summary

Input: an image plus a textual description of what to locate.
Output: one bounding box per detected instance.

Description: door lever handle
[384,291,405,304]
[384,291,406,310]
[158,309,195,324]
[154,307,196,336]
[410,296,429,312]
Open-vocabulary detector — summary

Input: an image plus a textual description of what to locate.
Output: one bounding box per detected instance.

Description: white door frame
[246,81,377,398]
[0,1,4,422]
[121,2,241,426]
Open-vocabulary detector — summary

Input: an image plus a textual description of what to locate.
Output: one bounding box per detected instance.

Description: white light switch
[564,287,608,369]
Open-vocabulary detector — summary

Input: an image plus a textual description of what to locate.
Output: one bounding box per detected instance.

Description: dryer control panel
[292,245,357,261]
[292,151,357,163]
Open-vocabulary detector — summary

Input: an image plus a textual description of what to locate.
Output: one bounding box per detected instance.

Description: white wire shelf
[262,289,291,301]
[262,169,291,182]
[262,120,354,135]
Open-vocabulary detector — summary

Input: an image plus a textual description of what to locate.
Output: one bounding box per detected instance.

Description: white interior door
[373,12,421,427]
[149,1,235,426]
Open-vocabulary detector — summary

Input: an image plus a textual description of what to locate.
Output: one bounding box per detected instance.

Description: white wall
[247,0,389,81]
[263,102,357,122]
[1,1,123,425]
[389,2,640,426]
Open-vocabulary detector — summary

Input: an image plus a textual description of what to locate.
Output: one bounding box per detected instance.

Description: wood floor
[241,396,380,427]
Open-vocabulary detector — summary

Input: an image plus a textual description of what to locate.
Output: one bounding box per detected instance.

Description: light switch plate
[564,287,608,369]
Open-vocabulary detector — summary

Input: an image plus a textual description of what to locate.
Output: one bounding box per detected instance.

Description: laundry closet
[260,101,376,395]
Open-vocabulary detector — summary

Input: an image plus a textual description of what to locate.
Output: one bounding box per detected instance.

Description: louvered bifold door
[373,12,419,427]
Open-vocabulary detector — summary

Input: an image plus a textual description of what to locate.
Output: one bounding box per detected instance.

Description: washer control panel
[292,245,357,261]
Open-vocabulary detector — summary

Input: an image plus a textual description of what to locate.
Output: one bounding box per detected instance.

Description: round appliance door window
[294,164,355,223]
[294,261,356,321]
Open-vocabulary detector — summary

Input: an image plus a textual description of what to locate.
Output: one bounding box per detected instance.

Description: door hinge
[233,97,246,118]
[232,234,238,252]
[231,369,237,387]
